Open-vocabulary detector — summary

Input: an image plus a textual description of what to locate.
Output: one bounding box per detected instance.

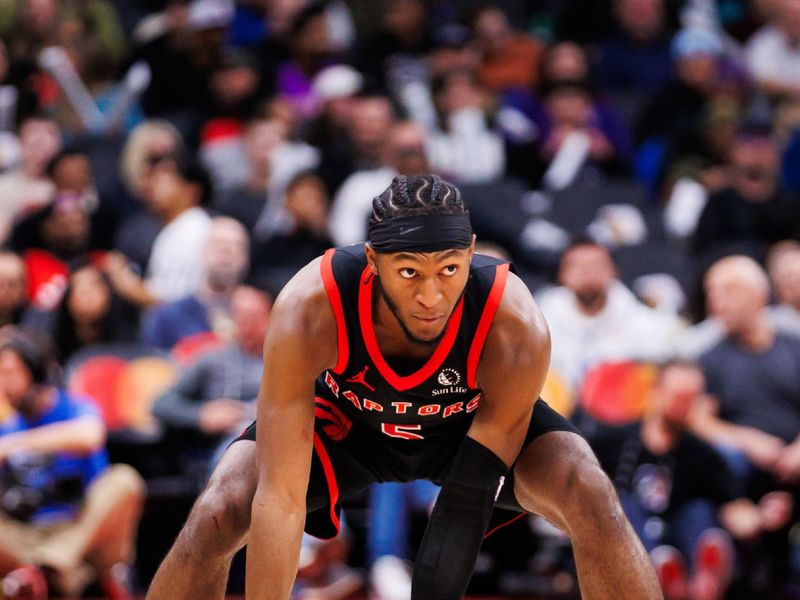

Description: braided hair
[370,174,467,225]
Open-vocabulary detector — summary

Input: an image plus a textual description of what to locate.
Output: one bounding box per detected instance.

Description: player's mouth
[414,315,443,324]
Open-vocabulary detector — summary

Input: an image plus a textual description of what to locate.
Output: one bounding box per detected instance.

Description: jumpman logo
[346,365,376,391]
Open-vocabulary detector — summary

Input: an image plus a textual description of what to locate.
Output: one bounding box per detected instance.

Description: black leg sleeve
[411,436,509,600]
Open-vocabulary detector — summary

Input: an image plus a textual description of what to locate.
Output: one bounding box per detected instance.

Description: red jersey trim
[484,512,526,539]
[467,264,510,389]
[313,432,341,536]
[358,265,465,392]
[321,249,349,374]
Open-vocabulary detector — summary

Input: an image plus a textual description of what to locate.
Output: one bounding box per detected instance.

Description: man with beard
[146,175,660,600]
[537,238,682,391]
[139,216,249,350]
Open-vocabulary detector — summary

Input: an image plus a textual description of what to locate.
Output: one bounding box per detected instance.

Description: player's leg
[146,439,257,600]
[511,430,662,600]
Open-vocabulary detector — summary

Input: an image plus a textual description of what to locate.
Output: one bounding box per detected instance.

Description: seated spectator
[766,240,800,339]
[694,256,800,491]
[105,156,213,308]
[594,0,673,93]
[31,263,139,362]
[0,326,145,599]
[536,239,682,390]
[636,27,725,154]
[692,130,800,261]
[536,80,630,187]
[691,255,800,593]
[328,120,427,247]
[590,360,793,600]
[0,251,27,327]
[250,172,332,294]
[745,0,800,99]
[10,193,104,312]
[151,286,270,466]
[426,68,506,184]
[140,216,249,351]
[115,120,185,271]
[469,5,543,92]
[0,115,61,246]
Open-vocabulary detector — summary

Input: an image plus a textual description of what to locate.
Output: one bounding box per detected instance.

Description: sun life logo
[437,368,461,386]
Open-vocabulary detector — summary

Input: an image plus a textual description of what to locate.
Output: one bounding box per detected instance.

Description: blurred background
[0,0,799,598]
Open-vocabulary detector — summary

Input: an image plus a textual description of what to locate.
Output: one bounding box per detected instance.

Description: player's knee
[560,459,624,534]
[188,479,251,552]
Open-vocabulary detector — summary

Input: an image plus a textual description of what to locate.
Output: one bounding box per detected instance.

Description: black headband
[368,213,473,253]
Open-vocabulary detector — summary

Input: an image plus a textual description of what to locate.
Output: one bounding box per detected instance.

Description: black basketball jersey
[314,243,509,460]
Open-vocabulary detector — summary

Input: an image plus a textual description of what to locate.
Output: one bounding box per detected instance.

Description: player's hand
[774,439,800,484]
[738,427,785,471]
[198,399,249,435]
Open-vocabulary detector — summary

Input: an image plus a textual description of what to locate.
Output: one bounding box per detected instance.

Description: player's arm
[411,272,550,600]
[246,258,338,600]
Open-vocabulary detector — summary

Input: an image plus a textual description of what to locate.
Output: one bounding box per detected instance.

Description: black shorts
[234,398,581,539]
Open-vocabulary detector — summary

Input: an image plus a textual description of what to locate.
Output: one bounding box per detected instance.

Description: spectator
[595,0,674,93]
[636,27,725,150]
[767,240,800,338]
[212,113,318,240]
[536,239,682,390]
[140,216,249,351]
[694,255,800,488]
[0,115,61,246]
[590,361,793,600]
[745,0,800,99]
[426,68,505,183]
[0,326,144,599]
[36,263,139,362]
[115,119,185,272]
[328,120,427,247]
[692,130,800,261]
[0,252,27,328]
[250,171,332,294]
[691,255,800,593]
[275,2,335,120]
[469,5,544,92]
[151,286,270,464]
[133,0,233,136]
[353,0,432,90]
[105,156,213,308]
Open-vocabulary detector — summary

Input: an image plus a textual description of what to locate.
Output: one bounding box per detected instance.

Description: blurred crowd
[0,0,799,598]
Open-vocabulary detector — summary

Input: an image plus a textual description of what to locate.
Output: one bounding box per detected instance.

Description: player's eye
[399,268,417,279]
[441,264,458,276]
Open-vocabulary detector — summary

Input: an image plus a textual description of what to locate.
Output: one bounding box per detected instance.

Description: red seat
[170,331,224,365]
[580,361,657,424]
[67,356,129,429]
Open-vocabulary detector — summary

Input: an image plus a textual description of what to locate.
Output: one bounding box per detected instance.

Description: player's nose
[415,277,443,308]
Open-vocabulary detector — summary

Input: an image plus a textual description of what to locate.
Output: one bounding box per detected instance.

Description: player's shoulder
[269,254,335,337]
[481,271,550,366]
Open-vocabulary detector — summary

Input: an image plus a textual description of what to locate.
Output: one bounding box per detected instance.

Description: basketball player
[146,175,660,600]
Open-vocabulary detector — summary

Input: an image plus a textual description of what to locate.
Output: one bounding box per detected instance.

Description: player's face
[369,242,474,344]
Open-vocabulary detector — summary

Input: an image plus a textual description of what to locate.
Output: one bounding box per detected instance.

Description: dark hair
[175,156,213,207]
[370,174,467,225]
[289,1,327,38]
[0,326,55,384]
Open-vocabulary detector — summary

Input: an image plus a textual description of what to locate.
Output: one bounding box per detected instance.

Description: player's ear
[365,243,379,276]
[467,234,476,261]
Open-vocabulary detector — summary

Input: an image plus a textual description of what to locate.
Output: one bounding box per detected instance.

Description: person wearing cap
[147,174,661,600]
[0,326,145,600]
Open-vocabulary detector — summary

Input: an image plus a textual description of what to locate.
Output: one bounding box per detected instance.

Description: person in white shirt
[105,157,212,307]
[328,120,429,247]
[537,238,683,390]
[746,0,800,98]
